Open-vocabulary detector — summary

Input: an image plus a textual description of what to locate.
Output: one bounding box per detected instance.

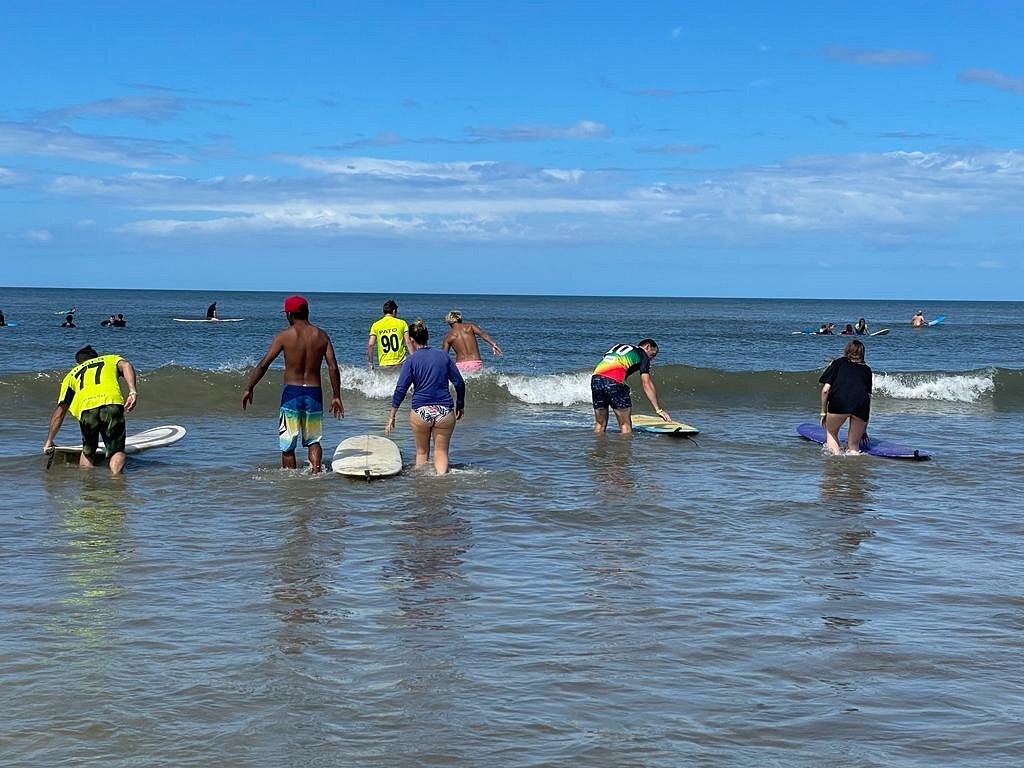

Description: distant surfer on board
[0,309,6,326]
[441,310,502,372]
[854,318,868,335]
[368,299,412,370]
[206,302,218,320]
[591,339,670,434]
[43,345,139,474]
[241,295,344,474]
[911,310,926,327]
[817,339,872,455]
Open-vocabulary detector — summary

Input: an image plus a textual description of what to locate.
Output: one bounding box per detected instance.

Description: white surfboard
[173,317,244,323]
[331,434,402,478]
[631,414,700,436]
[53,424,187,461]
[870,328,891,336]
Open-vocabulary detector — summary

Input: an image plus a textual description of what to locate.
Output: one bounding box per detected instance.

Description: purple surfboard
[796,423,931,460]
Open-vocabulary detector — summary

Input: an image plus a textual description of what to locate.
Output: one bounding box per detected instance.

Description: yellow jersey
[370,315,409,367]
[58,354,125,420]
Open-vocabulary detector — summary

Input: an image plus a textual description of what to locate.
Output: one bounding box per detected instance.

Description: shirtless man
[441,310,502,372]
[241,295,344,473]
[911,310,927,327]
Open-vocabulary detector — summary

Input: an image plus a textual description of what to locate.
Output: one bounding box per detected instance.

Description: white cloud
[958,68,1024,96]
[0,121,188,167]
[821,45,933,66]
[36,147,1024,248]
[6,228,54,242]
[464,120,608,142]
[37,95,245,124]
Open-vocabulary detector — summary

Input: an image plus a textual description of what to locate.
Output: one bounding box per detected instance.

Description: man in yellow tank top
[367,299,412,370]
[43,345,139,474]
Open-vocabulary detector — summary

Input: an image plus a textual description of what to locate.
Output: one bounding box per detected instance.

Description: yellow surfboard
[630,414,699,436]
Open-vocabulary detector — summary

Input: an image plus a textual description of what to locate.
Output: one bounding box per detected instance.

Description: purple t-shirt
[392,346,466,410]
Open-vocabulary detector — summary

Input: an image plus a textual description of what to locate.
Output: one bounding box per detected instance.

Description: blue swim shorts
[591,374,632,411]
[279,385,323,452]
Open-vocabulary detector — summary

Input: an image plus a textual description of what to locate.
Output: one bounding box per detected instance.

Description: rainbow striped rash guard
[592,344,651,383]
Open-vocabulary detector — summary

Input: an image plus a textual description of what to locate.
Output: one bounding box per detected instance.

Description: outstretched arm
[117,358,139,412]
[473,324,502,356]
[43,402,70,452]
[325,338,345,418]
[242,335,283,409]
[640,373,670,421]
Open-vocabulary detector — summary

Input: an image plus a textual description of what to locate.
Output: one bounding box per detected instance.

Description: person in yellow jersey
[367,299,413,370]
[43,345,139,474]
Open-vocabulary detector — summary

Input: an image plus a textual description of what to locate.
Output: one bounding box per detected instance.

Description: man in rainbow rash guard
[591,339,672,434]
[43,345,139,474]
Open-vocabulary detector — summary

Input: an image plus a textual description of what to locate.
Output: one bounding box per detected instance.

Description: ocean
[1,288,1021,767]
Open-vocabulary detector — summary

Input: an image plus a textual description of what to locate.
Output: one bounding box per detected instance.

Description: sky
[2,0,1023,299]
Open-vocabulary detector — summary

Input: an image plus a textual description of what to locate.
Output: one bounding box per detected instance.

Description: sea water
[1,288,1021,766]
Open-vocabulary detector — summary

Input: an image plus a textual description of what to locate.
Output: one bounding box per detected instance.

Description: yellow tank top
[58,354,125,419]
[370,316,409,367]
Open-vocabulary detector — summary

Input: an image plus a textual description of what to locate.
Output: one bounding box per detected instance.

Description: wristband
[129,390,138,396]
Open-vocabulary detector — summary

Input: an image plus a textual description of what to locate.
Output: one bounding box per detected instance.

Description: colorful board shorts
[456,359,484,372]
[79,404,127,458]
[279,385,323,452]
[591,374,632,411]
[414,405,452,423]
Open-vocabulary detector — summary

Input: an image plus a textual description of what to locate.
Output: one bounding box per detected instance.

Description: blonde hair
[445,310,463,325]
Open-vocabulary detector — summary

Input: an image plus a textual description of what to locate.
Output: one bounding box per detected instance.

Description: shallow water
[1,289,1022,766]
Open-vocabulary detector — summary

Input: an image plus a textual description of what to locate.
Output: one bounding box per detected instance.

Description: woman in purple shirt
[386,319,466,474]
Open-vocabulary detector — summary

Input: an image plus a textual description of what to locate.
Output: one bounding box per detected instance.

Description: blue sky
[2,1,1023,299]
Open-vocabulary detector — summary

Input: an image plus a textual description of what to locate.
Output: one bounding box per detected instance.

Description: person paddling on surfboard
[43,344,139,474]
[206,301,218,320]
[911,310,926,327]
[0,309,5,326]
[241,295,344,474]
[854,318,868,335]
[591,339,670,434]
[818,339,872,455]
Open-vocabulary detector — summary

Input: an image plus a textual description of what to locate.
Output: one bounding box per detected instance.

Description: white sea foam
[497,372,590,405]
[339,366,402,399]
[874,370,994,403]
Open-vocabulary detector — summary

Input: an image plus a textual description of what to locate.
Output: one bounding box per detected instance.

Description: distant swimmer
[61,313,76,328]
[43,344,139,475]
[591,339,670,434]
[386,319,465,475]
[101,315,116,327]
[241,295,344,474]
[818,339,872,455]
[854,318,868,335]
[0,309,6,326]
[840,323,855,335]
[206,302,218,320]
[817,323,834,335]
[911,310,926,327]
[441,310,502,373]
[367,299,412,370]
[113,313,126,327]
